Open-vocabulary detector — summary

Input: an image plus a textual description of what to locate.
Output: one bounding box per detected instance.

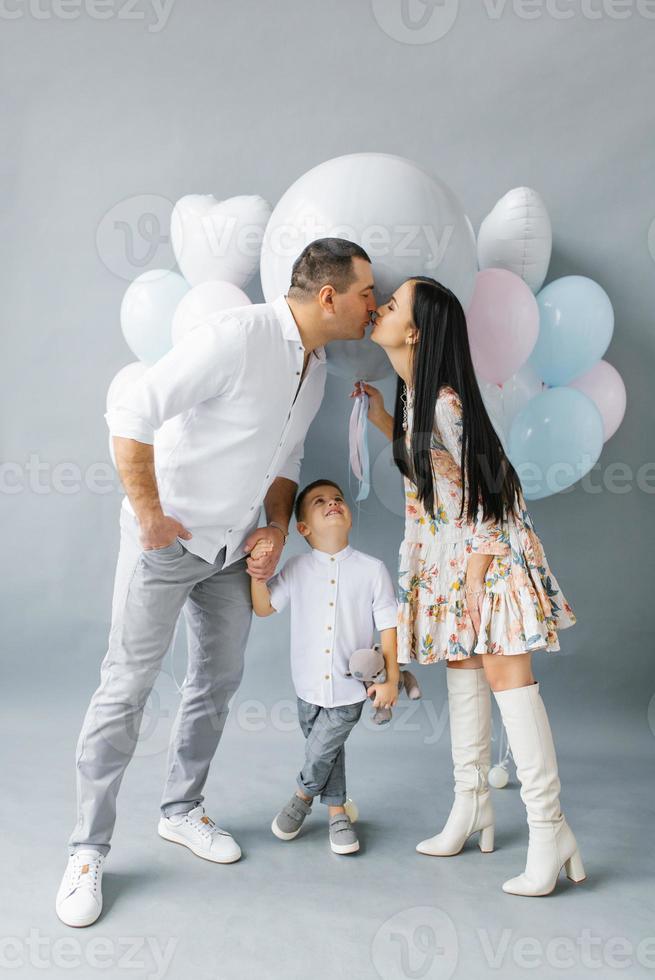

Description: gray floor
[3,630,654,980]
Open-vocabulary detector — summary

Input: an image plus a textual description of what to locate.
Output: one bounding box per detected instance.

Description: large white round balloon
[260,153,477,382]
[171,194,272,288]
[477,187,552,293]
[120,269,189,364]
[172,281,251,345]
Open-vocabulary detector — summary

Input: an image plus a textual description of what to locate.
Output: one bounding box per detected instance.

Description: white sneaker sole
[158,824,241,864]
[271,816,302,841]
[330,839,360,855]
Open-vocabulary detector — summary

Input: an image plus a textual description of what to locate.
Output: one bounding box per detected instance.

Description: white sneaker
[56,849,105,927]
[158,805,241,863]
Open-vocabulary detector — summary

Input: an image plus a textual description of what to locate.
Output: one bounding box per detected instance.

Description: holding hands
[243,527,284,582]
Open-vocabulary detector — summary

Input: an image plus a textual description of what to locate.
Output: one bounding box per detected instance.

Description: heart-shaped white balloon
[477,187,552,293]
[171,193,272,288]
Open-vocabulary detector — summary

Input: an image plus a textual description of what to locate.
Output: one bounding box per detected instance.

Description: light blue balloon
[508,387,604,500]
[530,276,614,386]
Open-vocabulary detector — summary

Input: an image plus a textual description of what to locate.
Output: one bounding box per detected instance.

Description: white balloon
[477,187,552,293]
[500,362,545,426]
[172,281,251,345]
[106,361,147,412]
[260,153,477,382]
[120,269,189,365]
[171,194,272,288]
[488,765,509,789]
[465,214,477,256]
[478,378,506,446]
[478,362,545,449]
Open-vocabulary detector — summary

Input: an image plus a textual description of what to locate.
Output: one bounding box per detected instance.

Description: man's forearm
[113,436,163,524]
[263,477,297,534]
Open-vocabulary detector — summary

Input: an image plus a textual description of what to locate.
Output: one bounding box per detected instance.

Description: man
[56,238,377,927]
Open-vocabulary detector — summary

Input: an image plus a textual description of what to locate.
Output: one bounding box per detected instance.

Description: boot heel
[564,848,586,883]
[479,824,495,853]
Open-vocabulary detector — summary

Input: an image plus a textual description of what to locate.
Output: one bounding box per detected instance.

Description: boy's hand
[250,538,274,562]
[367,679,399,711]
[244,527,283,581]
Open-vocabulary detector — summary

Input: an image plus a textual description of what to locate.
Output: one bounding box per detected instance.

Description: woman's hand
[367,679,399,711]
[464,582,485,638]
[465,555,493,636]
[350,382,385,422]
[350,382,393,439]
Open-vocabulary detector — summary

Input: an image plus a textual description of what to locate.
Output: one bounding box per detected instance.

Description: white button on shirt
[267,545,399,708]
[105,296,326,567]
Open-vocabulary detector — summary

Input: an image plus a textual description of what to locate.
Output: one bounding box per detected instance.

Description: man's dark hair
[294,479,345,522]
[288,238,371,299]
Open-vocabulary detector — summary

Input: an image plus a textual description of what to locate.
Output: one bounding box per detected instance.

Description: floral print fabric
[397,385,577,664]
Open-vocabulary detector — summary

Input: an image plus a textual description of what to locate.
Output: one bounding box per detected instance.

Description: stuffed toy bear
[347,645,421,725]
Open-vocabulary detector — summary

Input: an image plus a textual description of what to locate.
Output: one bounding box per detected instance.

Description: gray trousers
[69,508,253,855]
[296,697,364,806]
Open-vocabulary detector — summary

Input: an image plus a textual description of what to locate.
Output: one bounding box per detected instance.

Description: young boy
[250,479,399,854]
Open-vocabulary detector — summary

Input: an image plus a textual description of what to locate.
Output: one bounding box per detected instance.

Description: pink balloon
[466,268,539,384]
[569,359,626,441]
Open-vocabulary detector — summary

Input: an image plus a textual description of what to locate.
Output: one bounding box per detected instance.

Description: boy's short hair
[294,479,345,522]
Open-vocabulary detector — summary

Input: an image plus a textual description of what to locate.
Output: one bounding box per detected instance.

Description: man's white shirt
[267,545,399,708]
[105,296,326,566]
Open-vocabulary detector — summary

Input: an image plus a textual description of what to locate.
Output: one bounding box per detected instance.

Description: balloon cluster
[107,193,272,464]
[473,187,625,499]
[106,155,625,502]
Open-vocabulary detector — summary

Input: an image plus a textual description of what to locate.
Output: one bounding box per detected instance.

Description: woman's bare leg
[447,656,484,670]
[481,652,534,691]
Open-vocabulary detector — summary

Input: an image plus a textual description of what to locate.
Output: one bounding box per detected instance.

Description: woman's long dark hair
[392,276,522,527]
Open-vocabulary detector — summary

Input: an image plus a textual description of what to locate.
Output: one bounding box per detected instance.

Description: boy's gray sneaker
[329,813,359,854]
[271,794,313,841]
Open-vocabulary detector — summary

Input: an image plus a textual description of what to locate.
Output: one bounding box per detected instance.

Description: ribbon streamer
[349,381,370,502]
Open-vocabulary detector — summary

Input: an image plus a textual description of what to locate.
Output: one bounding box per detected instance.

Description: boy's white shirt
[267,544,398,708]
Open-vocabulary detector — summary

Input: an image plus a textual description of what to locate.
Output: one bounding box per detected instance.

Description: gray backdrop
[2,2,654,979]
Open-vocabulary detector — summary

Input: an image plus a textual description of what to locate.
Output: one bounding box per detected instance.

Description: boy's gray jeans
[68,508,253,856]
[296,697,364,805]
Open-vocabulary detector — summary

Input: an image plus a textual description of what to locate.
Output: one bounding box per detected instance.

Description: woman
[357,276,585,897]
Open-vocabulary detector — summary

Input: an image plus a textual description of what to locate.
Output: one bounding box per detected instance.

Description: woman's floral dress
[397,385,576,664]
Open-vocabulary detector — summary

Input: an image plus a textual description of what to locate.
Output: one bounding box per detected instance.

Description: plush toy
[347,645,421,725]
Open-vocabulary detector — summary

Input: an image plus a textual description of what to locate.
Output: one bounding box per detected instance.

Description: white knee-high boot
[494,681,586,896]
[417,667,495,856]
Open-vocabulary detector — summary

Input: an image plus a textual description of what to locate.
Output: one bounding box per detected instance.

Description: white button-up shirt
[106,296,327,567]
[267,545,399,708]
